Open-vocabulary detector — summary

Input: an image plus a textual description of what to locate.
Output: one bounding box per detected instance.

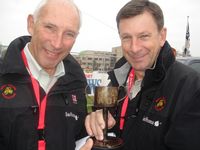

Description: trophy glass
[92,86,123,150]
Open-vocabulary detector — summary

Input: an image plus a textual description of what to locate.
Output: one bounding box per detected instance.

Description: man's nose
[51,33,63,49]
[130,38,141,53]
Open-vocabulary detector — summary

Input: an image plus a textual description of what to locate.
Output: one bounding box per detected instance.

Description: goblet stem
[103,107,108,140]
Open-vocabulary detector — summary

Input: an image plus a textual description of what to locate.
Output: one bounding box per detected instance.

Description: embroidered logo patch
[142,116,161,127]
[1,84,16,99]
[65,112,79,120]
[71,94,77,104]
[154,97,166,111]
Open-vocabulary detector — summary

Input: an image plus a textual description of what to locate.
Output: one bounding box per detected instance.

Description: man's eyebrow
[43,22,57,27]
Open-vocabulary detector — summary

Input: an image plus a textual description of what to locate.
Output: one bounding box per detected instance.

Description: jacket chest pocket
[46,89,87,136]
[137,112,170,147]
[48,88,87,116]
[123,112,169,150]
[64,89,86,110]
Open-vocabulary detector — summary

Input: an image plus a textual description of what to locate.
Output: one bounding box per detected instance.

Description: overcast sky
[0,0,200,56]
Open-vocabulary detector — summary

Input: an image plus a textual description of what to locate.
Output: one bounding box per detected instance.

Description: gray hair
[33,0,82,28]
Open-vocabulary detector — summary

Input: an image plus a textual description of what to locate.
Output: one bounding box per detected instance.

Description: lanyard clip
[30,105,39,114]
[38,129,45,141]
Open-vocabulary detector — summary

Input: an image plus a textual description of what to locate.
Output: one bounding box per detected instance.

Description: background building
[112,46,123,61]
[72,50,121,72]
[0,44,8,59]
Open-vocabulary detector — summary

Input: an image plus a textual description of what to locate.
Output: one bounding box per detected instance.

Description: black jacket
[108,41,200,150]
[0,36,87,150]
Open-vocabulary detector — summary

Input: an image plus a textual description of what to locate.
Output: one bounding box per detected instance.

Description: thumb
[80,138,93,150]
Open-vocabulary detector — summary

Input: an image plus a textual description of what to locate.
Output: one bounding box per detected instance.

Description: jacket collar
[0,36,31,75]
[143,41,175,89]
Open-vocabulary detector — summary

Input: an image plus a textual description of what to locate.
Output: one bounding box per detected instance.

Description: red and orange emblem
[1,84,16,99]
[154,97,166,111]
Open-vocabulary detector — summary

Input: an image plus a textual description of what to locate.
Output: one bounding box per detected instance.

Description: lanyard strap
[21,50,47,150]
[120,68,135,130]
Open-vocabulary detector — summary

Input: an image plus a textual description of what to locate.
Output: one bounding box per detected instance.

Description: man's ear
[27,15,35,35]
[159,27,167,47]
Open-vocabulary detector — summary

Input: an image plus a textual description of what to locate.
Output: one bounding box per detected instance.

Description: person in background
[81,0,200,150]
[0,0,88,150]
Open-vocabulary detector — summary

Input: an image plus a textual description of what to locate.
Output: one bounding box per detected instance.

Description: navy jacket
[108,41,200,150]
[0,36,87,150]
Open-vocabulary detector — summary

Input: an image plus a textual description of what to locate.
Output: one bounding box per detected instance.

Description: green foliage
[86,95,94,113]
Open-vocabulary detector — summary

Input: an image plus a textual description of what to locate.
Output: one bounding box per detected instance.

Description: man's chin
[132,66,147,72]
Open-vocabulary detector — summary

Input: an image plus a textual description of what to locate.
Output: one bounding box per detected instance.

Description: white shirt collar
[24,43,65,92]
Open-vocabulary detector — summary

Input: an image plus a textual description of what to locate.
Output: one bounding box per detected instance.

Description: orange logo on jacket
[1,84,16,99]
[154,97,166,111]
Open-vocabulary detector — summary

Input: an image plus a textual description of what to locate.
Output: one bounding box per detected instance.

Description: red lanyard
[120,68,135,130]
[21,50,47,150]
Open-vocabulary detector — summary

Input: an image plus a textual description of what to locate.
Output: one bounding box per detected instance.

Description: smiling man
[81,0,200,150]
[0,0,88,150]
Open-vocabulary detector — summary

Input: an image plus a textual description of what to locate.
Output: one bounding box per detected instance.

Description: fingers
[107,111,116,129]
[85,115,94,136]
[93,110,105,140]
[95,109,106,129]
[85,110,116,141]
[85,110,105,140]
[79,138,93,150]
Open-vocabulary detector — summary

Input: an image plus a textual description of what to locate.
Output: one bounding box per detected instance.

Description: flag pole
[183,16,190,57]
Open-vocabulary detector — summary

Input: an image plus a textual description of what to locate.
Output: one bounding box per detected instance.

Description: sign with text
[85,71,109,96]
